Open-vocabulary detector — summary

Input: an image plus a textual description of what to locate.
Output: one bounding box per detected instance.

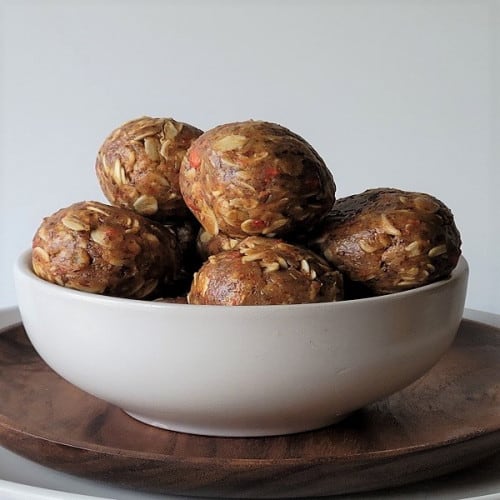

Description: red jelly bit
[105,226,121,239]
[184,197,200,214]
[98,225,123,245]
[188,149,201,169]
[251,219,267,230]
[263,165,280,181]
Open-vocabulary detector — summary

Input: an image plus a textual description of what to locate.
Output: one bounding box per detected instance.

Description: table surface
[0,307,499,500]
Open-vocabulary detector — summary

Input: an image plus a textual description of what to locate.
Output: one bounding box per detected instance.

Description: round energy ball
[96,116,203,221]
[188,236,343,305]
[311,188,462,295]
[179,120,335,238]
[162,214,202,294]
[32,201,180,299]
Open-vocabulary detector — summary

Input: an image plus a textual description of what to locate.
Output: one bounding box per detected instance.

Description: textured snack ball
[96,116,203,221]
[162,214,202,294]
[32,201,180,299]
[179,120,335,239]
[311,188,462,295]
[188,236,343,305]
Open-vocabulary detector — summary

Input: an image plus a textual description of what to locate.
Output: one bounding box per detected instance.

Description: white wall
[1,0,499,313]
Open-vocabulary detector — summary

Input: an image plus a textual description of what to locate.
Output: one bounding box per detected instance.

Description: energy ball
[311,188,462,295]
[188,236,343,305]
[32,201,180,299]
[179,120,335,239]
[96,116,203,221]
[162,214,202,294]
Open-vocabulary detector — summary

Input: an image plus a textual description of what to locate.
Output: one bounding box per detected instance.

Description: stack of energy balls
[31,117,462,305]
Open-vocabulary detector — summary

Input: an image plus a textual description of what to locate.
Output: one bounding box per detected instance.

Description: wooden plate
[0,319,499,498]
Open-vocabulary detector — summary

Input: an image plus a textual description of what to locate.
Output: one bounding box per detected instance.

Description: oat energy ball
[163,214,200,267]
[162,215,202,294]
[311,188,462,295]
[179,120,336,238]
[32,201,180,299]
[96,116,203,220]
[188,237,343,305]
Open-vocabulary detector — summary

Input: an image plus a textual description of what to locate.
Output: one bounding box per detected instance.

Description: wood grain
[0,319,498,498]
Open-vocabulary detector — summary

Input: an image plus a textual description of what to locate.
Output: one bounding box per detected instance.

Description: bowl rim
[14,249,468,312]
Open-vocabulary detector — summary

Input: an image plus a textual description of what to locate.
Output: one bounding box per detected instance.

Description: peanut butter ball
[311,188,462,295]
[179,120,335,239]
[96,116,203,221]
[188,237,343,305]
[32,201,180,299]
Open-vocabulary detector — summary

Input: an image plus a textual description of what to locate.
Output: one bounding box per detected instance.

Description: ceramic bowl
[14,250,468,437]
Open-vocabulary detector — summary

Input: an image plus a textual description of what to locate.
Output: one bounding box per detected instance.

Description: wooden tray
[0,319,499,498]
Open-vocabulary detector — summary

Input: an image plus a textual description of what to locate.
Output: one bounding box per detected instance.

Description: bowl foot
[123,409,348,437]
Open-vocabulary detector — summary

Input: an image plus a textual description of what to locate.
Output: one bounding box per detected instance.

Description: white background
[0,0,499,313]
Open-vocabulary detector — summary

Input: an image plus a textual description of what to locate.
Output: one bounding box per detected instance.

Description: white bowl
[14,250,468,437]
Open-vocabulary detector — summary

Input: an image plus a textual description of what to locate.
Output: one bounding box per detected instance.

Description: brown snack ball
[179,120,335,239]
[196,228,242,260]
[163,214,201,269]
[32,201,180,299]
[310,188,462,295]
[188,237,343,305]
[96,116,203,221]
[162,215,202,295]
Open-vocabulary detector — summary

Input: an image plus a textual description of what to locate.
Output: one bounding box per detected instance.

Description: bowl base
[123,410,348,437]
